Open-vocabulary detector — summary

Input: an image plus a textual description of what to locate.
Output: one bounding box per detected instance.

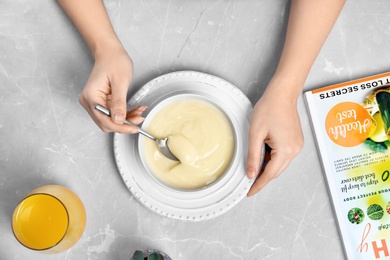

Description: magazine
[304,72,390,260]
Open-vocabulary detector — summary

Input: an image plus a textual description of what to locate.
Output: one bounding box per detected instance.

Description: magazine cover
[304,72,390,260]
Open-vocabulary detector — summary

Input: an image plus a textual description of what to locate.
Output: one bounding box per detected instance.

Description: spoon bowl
[94,104,179,161]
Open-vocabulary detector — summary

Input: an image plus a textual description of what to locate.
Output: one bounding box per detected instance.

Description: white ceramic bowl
[138,93,236,191]
[113,71,264,222]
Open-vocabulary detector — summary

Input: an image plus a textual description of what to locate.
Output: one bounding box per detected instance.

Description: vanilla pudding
[141,97,235,190]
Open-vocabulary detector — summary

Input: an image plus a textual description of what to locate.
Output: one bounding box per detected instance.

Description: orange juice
[12,185,86,253]
[12,194,69,250]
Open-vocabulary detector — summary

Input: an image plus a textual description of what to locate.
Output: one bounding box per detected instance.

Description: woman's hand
[79,46,146,134]
[245,0,345,196]
[246,81,304,196]
[58,0,146,133]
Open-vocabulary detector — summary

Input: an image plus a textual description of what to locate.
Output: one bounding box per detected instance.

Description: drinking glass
[12,185,86,253]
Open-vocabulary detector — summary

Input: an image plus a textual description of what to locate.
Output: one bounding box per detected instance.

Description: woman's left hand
[246,81,304,196]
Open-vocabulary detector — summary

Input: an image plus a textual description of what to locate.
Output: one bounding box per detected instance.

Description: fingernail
[114,113,124,124]
[139,106,148,112]
[247,167,256,179]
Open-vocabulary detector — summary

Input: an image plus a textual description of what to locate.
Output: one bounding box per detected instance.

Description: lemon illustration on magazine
[364,86,390,152]
[369,112,387,142]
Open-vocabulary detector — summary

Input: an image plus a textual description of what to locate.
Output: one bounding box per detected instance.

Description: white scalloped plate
[113,71,264,221]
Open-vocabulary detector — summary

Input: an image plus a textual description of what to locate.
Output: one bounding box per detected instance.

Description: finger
[126,106,148,117]
[246,131,266,179]
[110,77,131,125]
[247,152,291,197]
[126,106,148,126]
[87,104,140,134]
[126,116,145,126]
[101,106,147,134]
[93,111,139,134]
[247,164,279,197]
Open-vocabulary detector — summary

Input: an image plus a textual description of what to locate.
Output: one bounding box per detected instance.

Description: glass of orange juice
[11,185,86,254]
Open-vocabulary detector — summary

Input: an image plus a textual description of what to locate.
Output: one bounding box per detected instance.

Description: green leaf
[376,91,390,133]
[132,250,144,260]
[148,253,164,260]
[364,138,388,153]
[367,204,384,220]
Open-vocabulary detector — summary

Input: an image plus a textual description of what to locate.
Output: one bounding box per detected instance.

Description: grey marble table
[1,1,389,259]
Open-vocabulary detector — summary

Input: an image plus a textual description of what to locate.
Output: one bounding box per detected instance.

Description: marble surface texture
[1,1,390,259]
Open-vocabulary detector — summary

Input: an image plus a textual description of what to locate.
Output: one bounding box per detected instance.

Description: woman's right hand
[79,46,147,134]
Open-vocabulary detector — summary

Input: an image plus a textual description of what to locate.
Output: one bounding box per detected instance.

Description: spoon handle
[94,104,157,141]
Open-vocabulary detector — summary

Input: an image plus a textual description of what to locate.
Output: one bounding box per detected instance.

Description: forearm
[57,0,124,59]
[271,0,345,98]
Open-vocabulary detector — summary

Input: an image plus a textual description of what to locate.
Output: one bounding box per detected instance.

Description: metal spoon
[94,104,179,161]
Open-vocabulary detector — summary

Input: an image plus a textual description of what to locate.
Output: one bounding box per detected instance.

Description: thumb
[246,132,265,179]
[110,79,130,124]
